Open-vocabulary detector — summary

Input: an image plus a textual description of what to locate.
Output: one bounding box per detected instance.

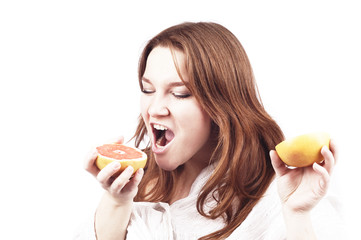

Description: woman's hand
[84,136,144,205]
[270,139,338,213]
[85,137,144,239]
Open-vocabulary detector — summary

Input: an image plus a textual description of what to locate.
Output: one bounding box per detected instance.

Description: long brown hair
[133,22,284,240]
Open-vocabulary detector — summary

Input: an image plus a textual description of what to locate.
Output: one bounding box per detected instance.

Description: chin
[155,157,180,171]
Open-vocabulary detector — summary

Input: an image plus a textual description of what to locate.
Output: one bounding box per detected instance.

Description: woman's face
[140,46,212,171]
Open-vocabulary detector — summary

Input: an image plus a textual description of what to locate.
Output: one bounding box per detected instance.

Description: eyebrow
[141,77,186,87]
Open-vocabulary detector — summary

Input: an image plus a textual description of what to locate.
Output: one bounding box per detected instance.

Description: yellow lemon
[275,132,330,167]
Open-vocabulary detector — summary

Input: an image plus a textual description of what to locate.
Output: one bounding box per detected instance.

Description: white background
[0,0,360,239]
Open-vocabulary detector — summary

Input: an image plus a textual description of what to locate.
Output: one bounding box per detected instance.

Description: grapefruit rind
[275,132,330,168]
[95,144,147,174]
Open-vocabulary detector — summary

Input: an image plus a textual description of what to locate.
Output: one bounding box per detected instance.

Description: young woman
[78,22,342,239]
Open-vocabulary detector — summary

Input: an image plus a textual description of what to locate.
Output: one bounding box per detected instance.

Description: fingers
[84,136,145,202]
[97,161,122,188]
[84,150,100,177]
[97,162,144,197]
[321,142,336,175]
[312,141,337,196]
[108,166,134,194]
[84,136,125,177]
[122,168,144,193]
[312,162,330,195]
[329,139,338,165]
[270,150,289,177]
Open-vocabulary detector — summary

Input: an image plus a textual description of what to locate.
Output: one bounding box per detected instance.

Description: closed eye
[141,89,154,94]
[172,93,191,99]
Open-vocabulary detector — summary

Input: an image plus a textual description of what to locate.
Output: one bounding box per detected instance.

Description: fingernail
[126,166,134,173]
[113,161,120,169]
[137,168,144,176]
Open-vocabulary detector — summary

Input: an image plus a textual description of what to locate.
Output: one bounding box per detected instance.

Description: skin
[140,47,213,171]
[84,47,338,239]
[270,140,338,239]
[84,137,144,240]
[84,47,214,239]
[140,47,214,199]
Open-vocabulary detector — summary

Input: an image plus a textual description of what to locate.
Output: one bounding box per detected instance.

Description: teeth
[153,124,168,131]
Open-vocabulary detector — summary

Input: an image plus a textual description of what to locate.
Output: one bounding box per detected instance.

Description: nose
[148,94,170,117]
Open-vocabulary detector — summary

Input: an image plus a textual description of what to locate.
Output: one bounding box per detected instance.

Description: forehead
[143,47,187,84]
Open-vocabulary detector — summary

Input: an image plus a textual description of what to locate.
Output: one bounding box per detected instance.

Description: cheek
[180,104,211,141]
[194,113,211,139]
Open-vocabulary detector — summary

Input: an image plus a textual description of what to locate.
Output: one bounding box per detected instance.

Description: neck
[169,136,216,204]
[169,157,210,205]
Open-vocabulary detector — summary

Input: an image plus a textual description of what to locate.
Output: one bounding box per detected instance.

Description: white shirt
[74,164,344,240]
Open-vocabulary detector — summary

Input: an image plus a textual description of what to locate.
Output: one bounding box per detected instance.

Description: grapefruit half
[96,143,147,174]
[275,132,330,168]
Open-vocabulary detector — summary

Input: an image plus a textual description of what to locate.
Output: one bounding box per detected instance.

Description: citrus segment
[96,144,147,174]
[275,132,330,168]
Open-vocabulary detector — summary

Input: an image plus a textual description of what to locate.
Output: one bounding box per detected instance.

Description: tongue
[165,129,175,142]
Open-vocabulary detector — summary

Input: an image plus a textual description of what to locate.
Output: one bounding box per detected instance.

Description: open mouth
[152,124,175,148]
